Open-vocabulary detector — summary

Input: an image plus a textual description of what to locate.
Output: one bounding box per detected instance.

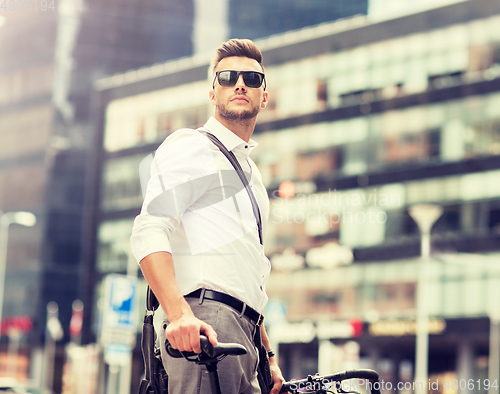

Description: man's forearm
[139,251,193,321]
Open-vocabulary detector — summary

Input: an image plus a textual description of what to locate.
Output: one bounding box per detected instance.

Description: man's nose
[234,74,246,90]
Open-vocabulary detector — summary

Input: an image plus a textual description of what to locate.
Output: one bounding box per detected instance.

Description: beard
[217,101,260,121]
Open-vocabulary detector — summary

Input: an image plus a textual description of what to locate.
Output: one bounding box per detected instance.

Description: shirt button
[245,145,248,149]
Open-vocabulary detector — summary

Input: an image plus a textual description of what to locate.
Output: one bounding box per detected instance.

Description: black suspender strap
[203,131,263,246]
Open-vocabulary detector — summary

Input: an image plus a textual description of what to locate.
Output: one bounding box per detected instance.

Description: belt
[186,289,263,326]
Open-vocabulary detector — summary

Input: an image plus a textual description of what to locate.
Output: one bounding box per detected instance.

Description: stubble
[217,100,260,121]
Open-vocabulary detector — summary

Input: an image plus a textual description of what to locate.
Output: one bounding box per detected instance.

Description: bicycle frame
[165,336,247,394]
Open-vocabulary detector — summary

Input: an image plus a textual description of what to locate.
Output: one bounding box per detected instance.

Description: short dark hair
[211,38,265,74]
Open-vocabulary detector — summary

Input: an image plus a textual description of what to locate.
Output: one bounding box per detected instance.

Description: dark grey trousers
[159,297,261,394]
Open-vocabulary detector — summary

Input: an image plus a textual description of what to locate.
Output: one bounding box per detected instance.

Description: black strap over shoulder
[202,130,263,246]
[147,286,160,312]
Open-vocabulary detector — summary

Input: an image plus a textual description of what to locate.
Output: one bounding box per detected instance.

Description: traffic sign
[100,274,139,346]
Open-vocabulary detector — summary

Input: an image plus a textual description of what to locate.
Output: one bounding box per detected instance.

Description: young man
[131,39,285,394]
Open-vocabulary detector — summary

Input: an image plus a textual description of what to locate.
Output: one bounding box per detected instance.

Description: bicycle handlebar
[165,335,247,360]
[280,369,381,394]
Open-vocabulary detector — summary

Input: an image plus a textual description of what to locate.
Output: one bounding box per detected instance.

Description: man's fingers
[165,317,217,353]
[166,324,193,352]
[165,325,175,346]
[200,322,218,346]
[167,336,178,351]
[270,386,281,394]
[271,380,284,394]
[177,325,199,352]
[270,379,280,394]
[270,366,285,394]
[190,328,202,353]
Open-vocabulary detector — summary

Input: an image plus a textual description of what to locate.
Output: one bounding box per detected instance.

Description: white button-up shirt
[130,117,271,312]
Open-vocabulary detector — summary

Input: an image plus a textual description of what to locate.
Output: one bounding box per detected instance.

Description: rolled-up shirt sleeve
[130,129,216,263]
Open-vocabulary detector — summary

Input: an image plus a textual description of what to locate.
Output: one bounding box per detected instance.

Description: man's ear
[209,89,216,106]
[261,91,269,108]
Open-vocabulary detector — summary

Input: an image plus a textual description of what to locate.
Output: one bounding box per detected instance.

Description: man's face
[209,56,268,122]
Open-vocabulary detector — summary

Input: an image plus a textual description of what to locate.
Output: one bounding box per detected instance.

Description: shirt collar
[203,117,258,157]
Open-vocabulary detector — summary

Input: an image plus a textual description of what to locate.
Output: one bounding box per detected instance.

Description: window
[379,129,440,165]
[428,72,463,90]
[295,148,338,181]
[464,120,500,157]
[317,79,328,110]
[433,205,460,234]
[468,44,494,72]
[97,219,135,273]
[488,200,500,234]
[102,154,147,211]
[0,64,53,106]
[0,105,52,159]
[0,164,47,210]
[156,105,207,136]
[104,82,209,151]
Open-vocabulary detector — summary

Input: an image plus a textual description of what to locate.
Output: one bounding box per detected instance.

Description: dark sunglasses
[213,70,266,89]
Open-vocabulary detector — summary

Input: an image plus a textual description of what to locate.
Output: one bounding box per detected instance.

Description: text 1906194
[1,0,56,11]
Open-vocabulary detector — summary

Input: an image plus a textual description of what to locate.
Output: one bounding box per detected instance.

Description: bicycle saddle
[166,335,247,360]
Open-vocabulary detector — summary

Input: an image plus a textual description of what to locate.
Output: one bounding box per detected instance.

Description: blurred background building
[193,0,368,54]
[90,0,500,392]
[2,0,500,392]
[0,0,195,387]
[0,0,370,390]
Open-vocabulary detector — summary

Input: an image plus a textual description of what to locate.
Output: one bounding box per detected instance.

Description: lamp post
[409,204,443,394]
[0,211,37,335]
[44,301,63,393]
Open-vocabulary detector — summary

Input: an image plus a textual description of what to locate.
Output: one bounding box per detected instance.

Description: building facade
[1,0,374,389]
[92,0,500,391]
[0,0,195,386]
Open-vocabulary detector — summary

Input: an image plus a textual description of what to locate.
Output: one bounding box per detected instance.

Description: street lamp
[409,204,443,394]
[0,211,37,335]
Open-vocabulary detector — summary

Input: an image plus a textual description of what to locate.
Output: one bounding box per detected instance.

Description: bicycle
[165,336,382,394]
[139,287,381,394]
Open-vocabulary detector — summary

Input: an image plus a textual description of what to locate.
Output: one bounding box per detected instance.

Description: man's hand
[139,252,218,354]
[269,357,285,394]
[165,313,218,354]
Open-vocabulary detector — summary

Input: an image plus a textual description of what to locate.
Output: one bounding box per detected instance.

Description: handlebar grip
[166,334,248,360]
[165,335,216,358]
[165,339,197,358]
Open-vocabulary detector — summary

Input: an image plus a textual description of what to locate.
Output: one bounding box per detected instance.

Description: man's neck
[214,113,257,143]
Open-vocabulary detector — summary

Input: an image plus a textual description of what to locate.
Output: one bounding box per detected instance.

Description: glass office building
[90,0,500,389]
[0,0,195,385]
